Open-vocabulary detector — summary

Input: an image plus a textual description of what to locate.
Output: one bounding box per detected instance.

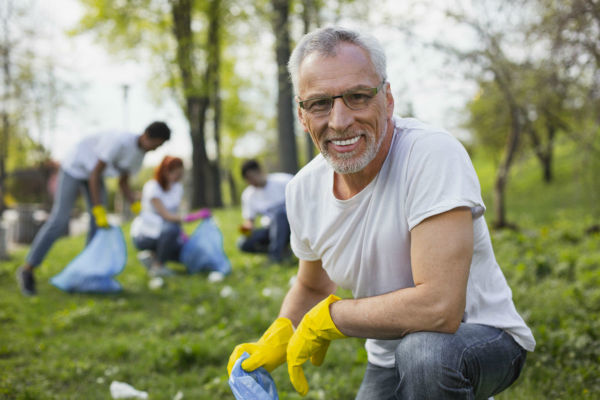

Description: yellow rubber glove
[287,294,347,396]
[91,205,109,228]
[130,201,142,215]
[227,317,294,376]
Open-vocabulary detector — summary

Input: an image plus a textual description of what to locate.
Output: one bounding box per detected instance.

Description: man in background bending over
[16,121,171,296]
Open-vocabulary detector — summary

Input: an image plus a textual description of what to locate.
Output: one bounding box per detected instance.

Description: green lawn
[1,145,599,399]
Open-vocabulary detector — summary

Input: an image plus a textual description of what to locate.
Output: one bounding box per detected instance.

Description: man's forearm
[279,280,333,327]
[330,285,465,339]
[89,171,103,206]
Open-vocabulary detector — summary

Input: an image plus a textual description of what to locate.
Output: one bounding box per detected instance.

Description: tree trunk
[226,169,238,206]
[493,105,522,229]
[0,3,12,214]
[207,0,223,207]
[272,0,298,174]
[188,96,212,207]
[301,0,317,164]
[172,0,222,208]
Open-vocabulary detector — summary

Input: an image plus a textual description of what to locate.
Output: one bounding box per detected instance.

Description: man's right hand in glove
[91,205,109,228]
[227,317,294,375]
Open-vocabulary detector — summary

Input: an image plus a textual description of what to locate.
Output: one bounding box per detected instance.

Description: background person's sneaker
[137,251,154,270]
[16,266,36,296]
[149,265,175,277]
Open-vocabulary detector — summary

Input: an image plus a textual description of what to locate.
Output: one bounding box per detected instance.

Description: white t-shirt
[286,117,536,368]
[241,173,293,220]
[62,132,145,180]
[131,180,183,239]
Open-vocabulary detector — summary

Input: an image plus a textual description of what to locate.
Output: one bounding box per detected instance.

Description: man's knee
[395,331,461,376]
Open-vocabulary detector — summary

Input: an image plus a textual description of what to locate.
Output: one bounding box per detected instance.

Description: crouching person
[227,27,535,399]
[237,159,293,263]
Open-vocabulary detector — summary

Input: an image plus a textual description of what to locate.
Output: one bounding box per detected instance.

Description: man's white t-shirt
[241,173,293,220]
[286,117,536,368]
[130,180,183,239]
[62,132,145,180]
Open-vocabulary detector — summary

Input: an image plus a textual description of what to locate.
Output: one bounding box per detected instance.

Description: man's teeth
[331,136,360,146]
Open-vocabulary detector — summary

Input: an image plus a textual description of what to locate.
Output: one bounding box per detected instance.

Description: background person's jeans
[355,323,527,400]
[26,169,106,267]
[133,222,182,263]
[238,204,290,262]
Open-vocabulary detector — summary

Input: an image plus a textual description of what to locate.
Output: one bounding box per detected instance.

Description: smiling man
[228,27,535,399]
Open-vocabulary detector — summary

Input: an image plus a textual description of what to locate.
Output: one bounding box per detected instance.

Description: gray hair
[288,26,388,95]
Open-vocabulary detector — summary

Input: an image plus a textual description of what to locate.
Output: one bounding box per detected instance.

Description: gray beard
[322,120,388,175]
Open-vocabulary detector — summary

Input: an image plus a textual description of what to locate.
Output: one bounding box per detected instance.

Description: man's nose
[328,97,354,132]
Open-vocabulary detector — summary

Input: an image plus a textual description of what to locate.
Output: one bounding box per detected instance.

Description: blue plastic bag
[50,226,126,293]
[179,218,231,275]
[229,352,279,400]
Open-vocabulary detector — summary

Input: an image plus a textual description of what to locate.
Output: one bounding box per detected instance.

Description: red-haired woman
[131,155,186,276]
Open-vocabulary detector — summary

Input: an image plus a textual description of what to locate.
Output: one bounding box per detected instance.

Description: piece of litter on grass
[173,390,184,400]
[110,381,148,399]
[208,271,225,282]
[148,277,164,290]
[220,285,233,298]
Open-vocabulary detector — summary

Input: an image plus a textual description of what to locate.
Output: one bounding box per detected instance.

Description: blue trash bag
[179,217,232,275]
[50,226,127,293]
[229,352,279,400]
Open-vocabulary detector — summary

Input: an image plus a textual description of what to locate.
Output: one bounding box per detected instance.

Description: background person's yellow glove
[130,201,142,215]
[91,205,109,228]
[286,294,347,396]
[227,317,294,376]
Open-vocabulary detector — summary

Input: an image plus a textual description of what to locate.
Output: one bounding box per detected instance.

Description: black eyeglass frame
[297,80,387,115]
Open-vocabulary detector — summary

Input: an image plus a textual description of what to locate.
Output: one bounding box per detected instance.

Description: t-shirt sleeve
[286,179,320,261]
[405,132,485,231]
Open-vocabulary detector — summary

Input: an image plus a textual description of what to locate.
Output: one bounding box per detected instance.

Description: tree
[1,0,65,211]
[77,0,232,208]
[271,0,298,174]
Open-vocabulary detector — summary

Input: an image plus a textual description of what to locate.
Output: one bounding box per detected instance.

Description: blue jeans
[132,221,182,263]
[26,169,106,267]
[238,205,290,262]
[355,323,527,400]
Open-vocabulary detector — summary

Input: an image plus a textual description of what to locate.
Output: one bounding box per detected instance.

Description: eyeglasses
[298,80,386,116]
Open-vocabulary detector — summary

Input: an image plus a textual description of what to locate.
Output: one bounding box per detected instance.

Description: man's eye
[346,92,371,104]
[307,98,331,111]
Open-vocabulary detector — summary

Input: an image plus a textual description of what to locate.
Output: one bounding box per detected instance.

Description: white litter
[148,276,164,290]
[110,381,148,399]
[173,390,184,400]
[220,285,233,298]
[207,271,225,282]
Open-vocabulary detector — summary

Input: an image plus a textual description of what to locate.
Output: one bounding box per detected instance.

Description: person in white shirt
[131,156,185,277]
[238,159,293,262]
[228,27,535,399]
[17,121,171,295]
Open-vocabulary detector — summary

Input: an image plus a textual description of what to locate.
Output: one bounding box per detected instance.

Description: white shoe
[149,265,175,277]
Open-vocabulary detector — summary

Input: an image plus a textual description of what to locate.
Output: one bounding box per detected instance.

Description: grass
[1,143,599,399]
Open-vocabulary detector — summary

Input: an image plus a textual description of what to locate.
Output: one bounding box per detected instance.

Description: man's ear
[297,105,309,133]
[385,82,395,118]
